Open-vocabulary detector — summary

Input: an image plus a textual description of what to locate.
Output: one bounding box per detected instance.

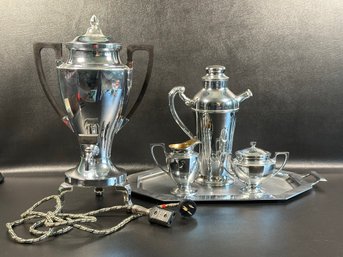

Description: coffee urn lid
[66,15,121,51]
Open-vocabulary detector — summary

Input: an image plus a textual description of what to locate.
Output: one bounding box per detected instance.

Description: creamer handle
[150,143,169,173]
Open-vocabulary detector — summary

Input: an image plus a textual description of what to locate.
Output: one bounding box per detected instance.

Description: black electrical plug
[178,199,197,217]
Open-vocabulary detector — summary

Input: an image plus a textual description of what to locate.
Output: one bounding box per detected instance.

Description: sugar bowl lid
[66,15,121,51]
[235,141,271,162]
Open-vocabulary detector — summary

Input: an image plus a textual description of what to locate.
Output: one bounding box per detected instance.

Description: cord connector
[148,207,176,227]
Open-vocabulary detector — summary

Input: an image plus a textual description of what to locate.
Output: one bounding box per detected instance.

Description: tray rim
[128,168,327,202]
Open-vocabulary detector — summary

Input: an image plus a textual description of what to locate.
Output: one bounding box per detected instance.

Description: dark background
[0,0,342,170]
[0,2,342,256]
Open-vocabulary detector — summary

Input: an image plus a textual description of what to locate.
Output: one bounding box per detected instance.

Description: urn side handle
[125,44,154,120]
[33,42,73,131]
[168,87,195,139]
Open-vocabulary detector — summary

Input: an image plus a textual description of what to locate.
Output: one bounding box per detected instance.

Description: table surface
[0,168,342,257]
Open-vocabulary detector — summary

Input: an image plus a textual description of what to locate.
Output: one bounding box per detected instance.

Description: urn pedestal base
[58,168,132,205]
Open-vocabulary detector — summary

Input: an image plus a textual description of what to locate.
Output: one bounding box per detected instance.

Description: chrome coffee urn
[169,65,252,187]
[34,16,153,202]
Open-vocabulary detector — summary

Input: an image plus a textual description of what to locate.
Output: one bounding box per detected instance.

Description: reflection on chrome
[150,139,200,197]
[169,65,252,187]
[34,16,153,189]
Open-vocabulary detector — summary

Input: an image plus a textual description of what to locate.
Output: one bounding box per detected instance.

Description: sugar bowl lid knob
[250,141,257,148]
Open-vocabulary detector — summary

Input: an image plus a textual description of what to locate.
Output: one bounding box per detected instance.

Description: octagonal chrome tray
[128,168,327,202]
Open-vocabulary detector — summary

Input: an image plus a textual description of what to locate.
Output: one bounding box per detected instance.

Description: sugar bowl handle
[150,143,169,173]
[272,152,289,175]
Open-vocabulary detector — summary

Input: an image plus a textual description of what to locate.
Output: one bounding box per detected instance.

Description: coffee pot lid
[193,65,243,112]
[235,141,271,161]
[202,65,229,81]
[66,15,121,50]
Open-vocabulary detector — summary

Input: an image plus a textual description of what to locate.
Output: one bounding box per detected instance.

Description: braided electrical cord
[6,188,144,244]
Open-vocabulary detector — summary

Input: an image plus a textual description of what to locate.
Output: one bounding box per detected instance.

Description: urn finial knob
[90,15,99,28]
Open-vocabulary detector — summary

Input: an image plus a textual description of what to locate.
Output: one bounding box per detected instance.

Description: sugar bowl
[232,142,289,193]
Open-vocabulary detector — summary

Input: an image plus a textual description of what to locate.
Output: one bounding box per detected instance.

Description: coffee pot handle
[168,87,195,139]
[126,45,154,120]
[272,152,289,175]
[33,42,73,130]
[150,143,169,173]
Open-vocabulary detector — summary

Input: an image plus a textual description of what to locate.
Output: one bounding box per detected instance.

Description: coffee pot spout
[236,89,253,103]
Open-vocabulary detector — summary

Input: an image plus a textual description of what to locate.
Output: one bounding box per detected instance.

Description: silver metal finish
[34,16,153,192]
[57,17,131,183]
[58,63,131,183]
[57,180,132,205]
[128,168,327,202]
[232,142,289,193]
[150,139,200,197]
[64,169,127,187]
[169,65,252,186]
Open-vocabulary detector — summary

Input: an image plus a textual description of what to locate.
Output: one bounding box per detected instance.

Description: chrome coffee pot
[232,142,289,193]
[33,16,153,201]
[151,139,200,197]
[169,65,252,187]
